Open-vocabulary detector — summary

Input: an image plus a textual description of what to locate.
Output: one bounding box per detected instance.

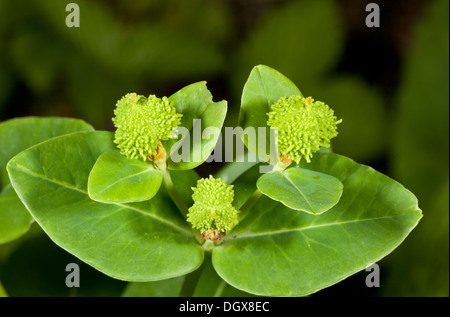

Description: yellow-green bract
[187,176,239,232]
[112,93,182,161]
[267,95,342,164]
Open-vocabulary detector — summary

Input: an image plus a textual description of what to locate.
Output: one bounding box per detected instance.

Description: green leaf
[0,117,94,243]
[0,185,33,244]
[257,167,343,214]
[213,153,422,296]
[88,150,163,203]
[239,65,302,164]
[0,117,94,188]
[164,82,227,170]
[7,131,203,281]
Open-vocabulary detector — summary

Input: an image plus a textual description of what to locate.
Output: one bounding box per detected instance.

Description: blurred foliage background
[0,0,448,297]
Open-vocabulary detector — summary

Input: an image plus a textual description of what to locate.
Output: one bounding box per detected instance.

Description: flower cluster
[267,95,342,164]
[112,93,182,161]
[187,176,239,235]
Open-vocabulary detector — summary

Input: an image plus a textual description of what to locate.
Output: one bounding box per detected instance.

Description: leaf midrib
[9,162,192,236]
[256,67,272,107]
[227,213,421,241]
[283,172,316,213]
[95,167,159,195]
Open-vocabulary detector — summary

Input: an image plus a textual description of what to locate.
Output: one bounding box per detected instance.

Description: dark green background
[0,0,448,297]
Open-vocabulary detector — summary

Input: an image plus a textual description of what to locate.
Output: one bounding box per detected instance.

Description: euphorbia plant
[1,65,421,296]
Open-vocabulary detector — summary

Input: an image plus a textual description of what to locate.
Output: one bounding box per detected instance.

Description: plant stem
[238,188,263,221]
[161,170,189,219]
[161,169,203,244]
[214,151,260,184]
[236,160,286,219]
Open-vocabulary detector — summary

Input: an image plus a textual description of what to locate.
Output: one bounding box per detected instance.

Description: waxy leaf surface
[164,82,227,170]
[88,150,163,203]
[0,117,94,243]
[8,131,203,281]
[213,153,422,296]
[239,65,302,164]
[257,167,343,214]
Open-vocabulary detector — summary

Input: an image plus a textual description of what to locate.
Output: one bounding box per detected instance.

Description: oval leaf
[257,167,343,214]
[7,131,203,281]
[213,153,422,296]
[163,82,227,170]
[0,117,94,243]
[88,150,163,203]
[238,65,302,164]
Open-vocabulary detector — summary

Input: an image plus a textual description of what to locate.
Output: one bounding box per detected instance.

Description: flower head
[187,176,239,236]
[112,93,182,161]
[267,95,342,164]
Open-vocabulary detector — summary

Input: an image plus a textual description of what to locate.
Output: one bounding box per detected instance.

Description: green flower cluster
[112,93,182,161]
[187,176,239,233]
[267,95,342,164]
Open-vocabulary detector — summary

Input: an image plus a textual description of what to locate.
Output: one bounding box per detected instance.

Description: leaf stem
[160,168,204,244]
[161,169,189,219]
[238,188,263,221]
